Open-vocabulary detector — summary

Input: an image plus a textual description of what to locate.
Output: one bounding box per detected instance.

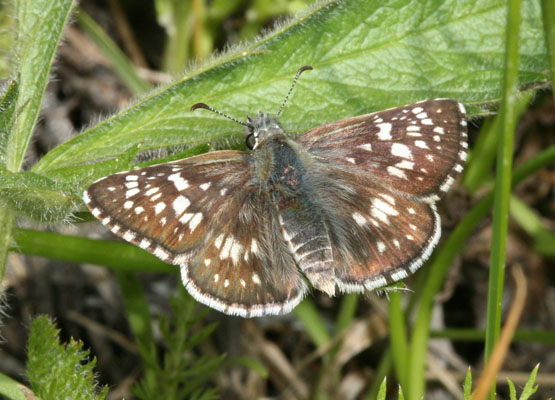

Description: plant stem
[483,0,522,397]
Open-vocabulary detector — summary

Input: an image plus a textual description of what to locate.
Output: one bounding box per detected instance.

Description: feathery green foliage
[132,287,223,400]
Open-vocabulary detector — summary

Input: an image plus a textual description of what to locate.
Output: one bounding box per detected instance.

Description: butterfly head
[191,66,313,151]
[245,111,283,150]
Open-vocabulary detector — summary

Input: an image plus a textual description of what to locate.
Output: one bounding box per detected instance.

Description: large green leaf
[34,0,549,174]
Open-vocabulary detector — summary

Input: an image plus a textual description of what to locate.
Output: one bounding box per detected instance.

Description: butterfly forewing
[84,151,252,264]
[298,99,467,201]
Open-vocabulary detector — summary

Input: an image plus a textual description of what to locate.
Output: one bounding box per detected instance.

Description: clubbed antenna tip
[277,65,313,117]
[190,102,251,128]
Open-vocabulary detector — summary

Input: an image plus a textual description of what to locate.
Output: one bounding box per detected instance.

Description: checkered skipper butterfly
[84,66,467,317]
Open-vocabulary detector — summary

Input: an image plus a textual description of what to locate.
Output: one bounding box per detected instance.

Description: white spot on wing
[415,140,429,149]
[126,188,140,198]
[396,160,414,170]
[180,213,193,224]
[377,241,386,253]
[125,175,138,181]
[172,195,190,215]
[154,202,166,215]
[376,123,393,140]
[168,173,189,191]
[352,212,367,226]
[123,231,136,241]
[251,238,259,254]
[387,166,407,179]
[214,234,224,249]
[230,241,244,265]
[358,144,373,151]
[411,107,424,114]
[200,183,211,191]
[440,176,455,192]
[372,198,399,216]
[124,201,133,209]
[391,143,413,160]
[189,213,203,232]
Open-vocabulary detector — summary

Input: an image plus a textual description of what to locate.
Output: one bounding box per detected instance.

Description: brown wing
[297,99,467,202]
[84,150,307,317]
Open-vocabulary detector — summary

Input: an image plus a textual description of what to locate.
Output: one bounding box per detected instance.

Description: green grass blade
[0,372,28,400]
[388,291,409,392]
[463,368,472,399]
[377,377,387,400]
[293,299,330,348]
[9,0,74,172]
[483,0,522,398]
[335,293,358,333]
[75,7,151,96]
[33,0,549,174]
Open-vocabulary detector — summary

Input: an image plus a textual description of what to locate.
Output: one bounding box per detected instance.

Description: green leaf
[518,363,540,400]
[33,0,549,174]
[463,368,472,400]
[9,0,74,172]
[0,79,20,163]
[26,315,108,400]
[508,379,518,400]
[0,166,76,222]
[0,373,28,400]
[41,142,142,184]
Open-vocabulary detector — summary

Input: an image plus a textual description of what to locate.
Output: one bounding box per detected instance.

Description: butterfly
[84,66,468,317]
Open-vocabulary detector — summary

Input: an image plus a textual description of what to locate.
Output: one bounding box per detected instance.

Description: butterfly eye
[246,133,257,149]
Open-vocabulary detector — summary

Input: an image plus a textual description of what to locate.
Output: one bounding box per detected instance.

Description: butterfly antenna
[276,65,313,117]
[190,103,251,128]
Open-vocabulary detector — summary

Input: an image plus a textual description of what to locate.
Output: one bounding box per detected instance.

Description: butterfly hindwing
[183,191,308,317]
